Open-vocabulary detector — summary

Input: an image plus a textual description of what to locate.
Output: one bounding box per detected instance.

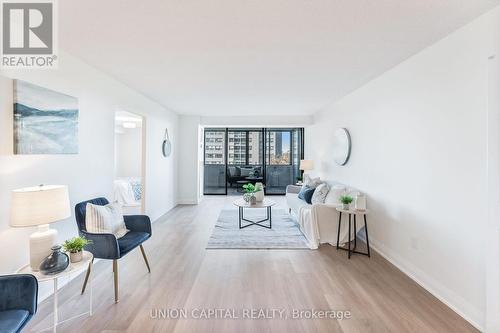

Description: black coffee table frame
[238,206,272,229]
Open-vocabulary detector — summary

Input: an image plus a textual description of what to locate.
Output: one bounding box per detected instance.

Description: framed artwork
[13,80,79,154]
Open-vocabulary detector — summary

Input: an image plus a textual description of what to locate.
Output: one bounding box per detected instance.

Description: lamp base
[29,224,57,271]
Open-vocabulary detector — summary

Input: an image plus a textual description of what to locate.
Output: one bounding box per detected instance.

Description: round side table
[335,208,371,259]
[17,251,94,333]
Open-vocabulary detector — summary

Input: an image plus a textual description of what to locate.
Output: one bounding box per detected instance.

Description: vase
[355,193,366,211]
[250,195,256,205]
[39,245,69,275]
[254,190,264,202]
[69,250,83,263]
[342,203,350,210]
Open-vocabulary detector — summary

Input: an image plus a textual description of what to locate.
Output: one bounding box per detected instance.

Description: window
[267,131,291,165]
[203,127,303,195]
[204,130,225,165]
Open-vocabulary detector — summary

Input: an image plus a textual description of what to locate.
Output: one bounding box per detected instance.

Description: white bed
[114,177,142,215]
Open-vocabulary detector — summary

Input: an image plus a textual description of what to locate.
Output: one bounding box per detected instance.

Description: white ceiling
[60,0,500,116]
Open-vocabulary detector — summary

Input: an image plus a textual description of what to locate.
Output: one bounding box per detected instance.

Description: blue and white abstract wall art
[13,80,79,154]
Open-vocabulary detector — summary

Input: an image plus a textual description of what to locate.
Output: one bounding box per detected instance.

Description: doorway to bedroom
[114,111,145,214]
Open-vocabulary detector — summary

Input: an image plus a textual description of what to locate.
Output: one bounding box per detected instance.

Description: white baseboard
[361,235,484,331]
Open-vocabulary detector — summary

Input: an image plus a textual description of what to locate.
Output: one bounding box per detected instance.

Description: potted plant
[63,236,92,263]
[242,183,257,205]
[339,195,353,210]
[296,176,303,184]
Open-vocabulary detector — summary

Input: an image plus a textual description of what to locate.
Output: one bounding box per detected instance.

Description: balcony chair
[75,197,152,303]
[0,274,38,333]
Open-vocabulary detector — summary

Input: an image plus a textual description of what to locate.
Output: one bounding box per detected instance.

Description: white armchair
[286,183,363,249]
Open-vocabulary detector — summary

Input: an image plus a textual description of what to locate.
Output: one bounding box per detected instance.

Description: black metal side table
[335,208,371,259]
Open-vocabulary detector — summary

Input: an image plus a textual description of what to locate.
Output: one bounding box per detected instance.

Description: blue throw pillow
[298,186,315,204]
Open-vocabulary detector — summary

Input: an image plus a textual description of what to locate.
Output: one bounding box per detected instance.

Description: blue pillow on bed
[298,186,315,204]
[130,180,142,201]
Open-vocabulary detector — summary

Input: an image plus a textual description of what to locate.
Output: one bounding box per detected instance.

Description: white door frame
[114,110,147,214]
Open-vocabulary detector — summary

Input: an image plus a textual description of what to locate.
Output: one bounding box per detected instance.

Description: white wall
[115,127,142,178]
[0,50,178,299]
[177,116,201,204]
[200,115,313,127]
[486,9,500,332]
[306,7,500,330]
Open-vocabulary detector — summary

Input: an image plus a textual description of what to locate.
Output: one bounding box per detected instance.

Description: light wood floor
[26,196,478,333]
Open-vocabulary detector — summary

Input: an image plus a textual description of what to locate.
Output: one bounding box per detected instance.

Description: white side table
[17,251,94,333]
[335,208,371,259]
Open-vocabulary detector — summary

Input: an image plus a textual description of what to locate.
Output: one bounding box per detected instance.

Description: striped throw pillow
[85,202,129,238]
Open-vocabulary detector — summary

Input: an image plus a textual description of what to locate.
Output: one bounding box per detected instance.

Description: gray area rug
[206,208,309,249]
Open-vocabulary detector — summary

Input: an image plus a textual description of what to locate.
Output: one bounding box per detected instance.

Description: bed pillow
[130,179,142,201]
[85,202,129,238]
[298,186,316,204]
[311,183,330,204]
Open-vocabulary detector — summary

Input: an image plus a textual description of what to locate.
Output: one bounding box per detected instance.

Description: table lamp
[10,185,70,271]
[300,160,314,175]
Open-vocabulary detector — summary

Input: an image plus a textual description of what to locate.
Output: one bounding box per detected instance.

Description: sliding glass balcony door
[263,128,303,194]
[226,129,264,194]
[203,128,303,195]
[203,129,227,194]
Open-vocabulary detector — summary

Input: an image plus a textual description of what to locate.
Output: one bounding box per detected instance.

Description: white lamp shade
[300,160,314,171]
[10,185,71,227]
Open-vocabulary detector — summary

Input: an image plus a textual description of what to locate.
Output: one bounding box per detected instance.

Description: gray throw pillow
[311,183,330,204]
[302,174,322,189]
[240,168,252,177]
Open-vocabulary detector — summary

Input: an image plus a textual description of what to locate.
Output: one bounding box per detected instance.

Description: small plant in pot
[339,195,353,210]
[63,236,92,263]
[242,183,257,205]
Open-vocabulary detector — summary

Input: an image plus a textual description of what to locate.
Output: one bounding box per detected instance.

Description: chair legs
[83,245,149,304]
[140,244,151,273]
[81,258,93,294]
[113,259,119,303]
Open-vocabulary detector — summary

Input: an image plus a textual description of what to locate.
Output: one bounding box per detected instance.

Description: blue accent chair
[75,197,152,303]
[0,274,38,333]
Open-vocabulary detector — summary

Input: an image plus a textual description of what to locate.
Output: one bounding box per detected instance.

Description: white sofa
[286,182,364,249]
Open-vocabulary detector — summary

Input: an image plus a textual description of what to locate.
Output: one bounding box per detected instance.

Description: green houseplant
[63,236,92,263]
[242,183,257,205]
[339,195,353,210]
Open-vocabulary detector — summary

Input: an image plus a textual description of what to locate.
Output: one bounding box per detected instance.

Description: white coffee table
[233,198,276,229]
[17,251,94,333]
